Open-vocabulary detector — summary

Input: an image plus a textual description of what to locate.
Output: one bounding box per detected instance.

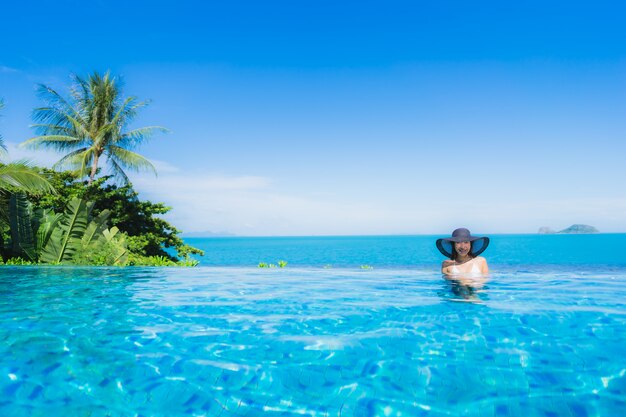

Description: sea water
[184,234,626,268]
[1,235,625,416]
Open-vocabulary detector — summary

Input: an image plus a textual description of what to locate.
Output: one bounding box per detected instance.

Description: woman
[436,228,489,277]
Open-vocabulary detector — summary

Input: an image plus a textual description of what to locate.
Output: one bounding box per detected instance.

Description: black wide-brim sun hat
[436,228,490,258]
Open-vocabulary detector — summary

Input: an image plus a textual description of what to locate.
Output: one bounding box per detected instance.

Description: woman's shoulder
[473,256,487,264]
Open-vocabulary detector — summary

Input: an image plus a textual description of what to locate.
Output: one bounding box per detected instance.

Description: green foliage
[4,257,35,265]
[360,265,373,270]
[128,254,175,266]
[22,71,168,184]
[177,258,199,267]
[0,101,56,258]
[39,198,93,263]
[125,254,197,267]
[28,169,203,262]
[0,161,55,196]
[35,209,63,258]
[72,226,128,266]
[50,199,127,266]
[1,90,200,267]
[258,260,288,268]
[1,195,128,266]
[8,193,37,261]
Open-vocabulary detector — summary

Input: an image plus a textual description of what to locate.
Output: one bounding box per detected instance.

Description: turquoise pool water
[1,266,625,416]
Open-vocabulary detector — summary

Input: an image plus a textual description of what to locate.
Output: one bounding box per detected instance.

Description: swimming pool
[1,266,624,416]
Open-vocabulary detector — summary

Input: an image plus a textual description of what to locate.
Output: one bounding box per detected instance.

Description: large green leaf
[36,209,63,256]
[0,193,10,234]
[102,226,128,266]
[8,193,36,261]
[81,209,110,247]
[39,198,92,264]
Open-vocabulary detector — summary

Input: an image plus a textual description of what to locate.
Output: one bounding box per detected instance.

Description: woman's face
[454,241,471,257]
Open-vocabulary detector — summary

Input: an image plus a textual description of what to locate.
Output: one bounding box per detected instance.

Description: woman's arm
[479,257,489,274]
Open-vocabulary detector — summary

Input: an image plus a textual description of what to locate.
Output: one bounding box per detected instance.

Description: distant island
[538,224,599,234]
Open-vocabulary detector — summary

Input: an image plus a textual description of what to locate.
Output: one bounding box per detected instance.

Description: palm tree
[21,71,168,184]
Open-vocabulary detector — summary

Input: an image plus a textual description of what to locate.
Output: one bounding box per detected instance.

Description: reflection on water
[442,274,490,303]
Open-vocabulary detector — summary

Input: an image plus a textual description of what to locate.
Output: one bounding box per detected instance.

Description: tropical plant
[72,225,128,266]
[0,100,55,256]
[27,169,203,262]
[6,193,38,260]
[3,257,35,265]
[258,260,288,268]
[2,195,127,265]
[38,197,127,265]
[128,254,176,266]
[38,198,92,263]
[22,71,167,184]
[177,258,199,267]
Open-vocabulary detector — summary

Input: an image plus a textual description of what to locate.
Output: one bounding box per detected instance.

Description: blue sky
[1,0,625,235]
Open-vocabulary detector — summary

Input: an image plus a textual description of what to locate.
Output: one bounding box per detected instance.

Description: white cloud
[5,149,617,235]
[3,141,61,167]
[130,169,402,235]
[148,159,180,174]
[0,65,19,73]
[128,163,626,236]
[134,172,271,192]
[430,197,626,234]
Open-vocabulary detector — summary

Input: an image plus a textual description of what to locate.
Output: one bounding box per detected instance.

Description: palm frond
[107,146,157,175]
[52,147,95,179]
[35,84,75,114]
[51,147,91,172]
[0,162,56,194]
[30,124,75,135]
[31,107,90,141]
[34,84,85,127]
[0,99,7,157]
[21,135,84,151]
[106,157,131,184]
[115,126,169,149]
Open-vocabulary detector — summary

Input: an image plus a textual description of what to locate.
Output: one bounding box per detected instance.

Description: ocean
[185,234,626,269]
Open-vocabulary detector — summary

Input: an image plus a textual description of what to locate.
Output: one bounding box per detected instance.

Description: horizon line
[181,232,623,238]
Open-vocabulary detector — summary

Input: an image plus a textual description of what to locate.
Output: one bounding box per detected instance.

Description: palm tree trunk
[88,152,100,185]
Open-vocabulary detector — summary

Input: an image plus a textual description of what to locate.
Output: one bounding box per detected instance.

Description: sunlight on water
[1,266,625,416]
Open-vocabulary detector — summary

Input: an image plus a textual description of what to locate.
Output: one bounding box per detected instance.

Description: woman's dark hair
[451,241,475,261]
